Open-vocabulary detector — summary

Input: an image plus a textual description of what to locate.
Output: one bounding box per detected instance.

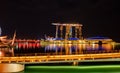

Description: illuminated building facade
[52,23,83,40]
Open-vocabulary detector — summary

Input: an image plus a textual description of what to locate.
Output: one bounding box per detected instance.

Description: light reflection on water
[1,44,120,73]
[14,43,120,56]
[1,43,119,56]
[44,44,113,52]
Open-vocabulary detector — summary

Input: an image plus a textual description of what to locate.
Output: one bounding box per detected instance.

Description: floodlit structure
[0,27,16,48]
[42,23,115,44]
[52,23,83,40]
[85,36,114,44]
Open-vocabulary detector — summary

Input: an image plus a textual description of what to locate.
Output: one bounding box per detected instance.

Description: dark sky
[0,0,120,42]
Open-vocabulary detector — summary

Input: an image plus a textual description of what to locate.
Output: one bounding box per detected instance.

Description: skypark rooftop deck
[52,23,82,27]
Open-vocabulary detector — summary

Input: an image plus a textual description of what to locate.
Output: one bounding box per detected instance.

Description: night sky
[0,0,120,42]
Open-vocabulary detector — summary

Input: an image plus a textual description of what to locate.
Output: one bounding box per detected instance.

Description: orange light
[0,51,4,57]
[0,51,2,55]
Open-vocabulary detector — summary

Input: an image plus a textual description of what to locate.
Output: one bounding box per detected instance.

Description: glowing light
[26,65,120,69]
[0,51,2,55]
[0,51,3,56]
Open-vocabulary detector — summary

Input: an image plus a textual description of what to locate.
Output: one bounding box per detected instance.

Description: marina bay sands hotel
[46,23,113,44]
[52,23,83,41]
[52,23,83,40]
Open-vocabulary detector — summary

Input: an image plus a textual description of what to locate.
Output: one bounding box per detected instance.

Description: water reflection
[44,43,114,55]
[14,43,119,56]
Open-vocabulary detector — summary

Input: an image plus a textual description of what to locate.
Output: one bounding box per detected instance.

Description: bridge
[0,52,120,72]
[1,52,120,64]
[0,39,120,72]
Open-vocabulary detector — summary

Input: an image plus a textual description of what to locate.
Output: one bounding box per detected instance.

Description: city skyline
[0,0,120,42]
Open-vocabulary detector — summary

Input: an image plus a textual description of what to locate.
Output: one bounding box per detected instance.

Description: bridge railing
[1,52,120,64]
